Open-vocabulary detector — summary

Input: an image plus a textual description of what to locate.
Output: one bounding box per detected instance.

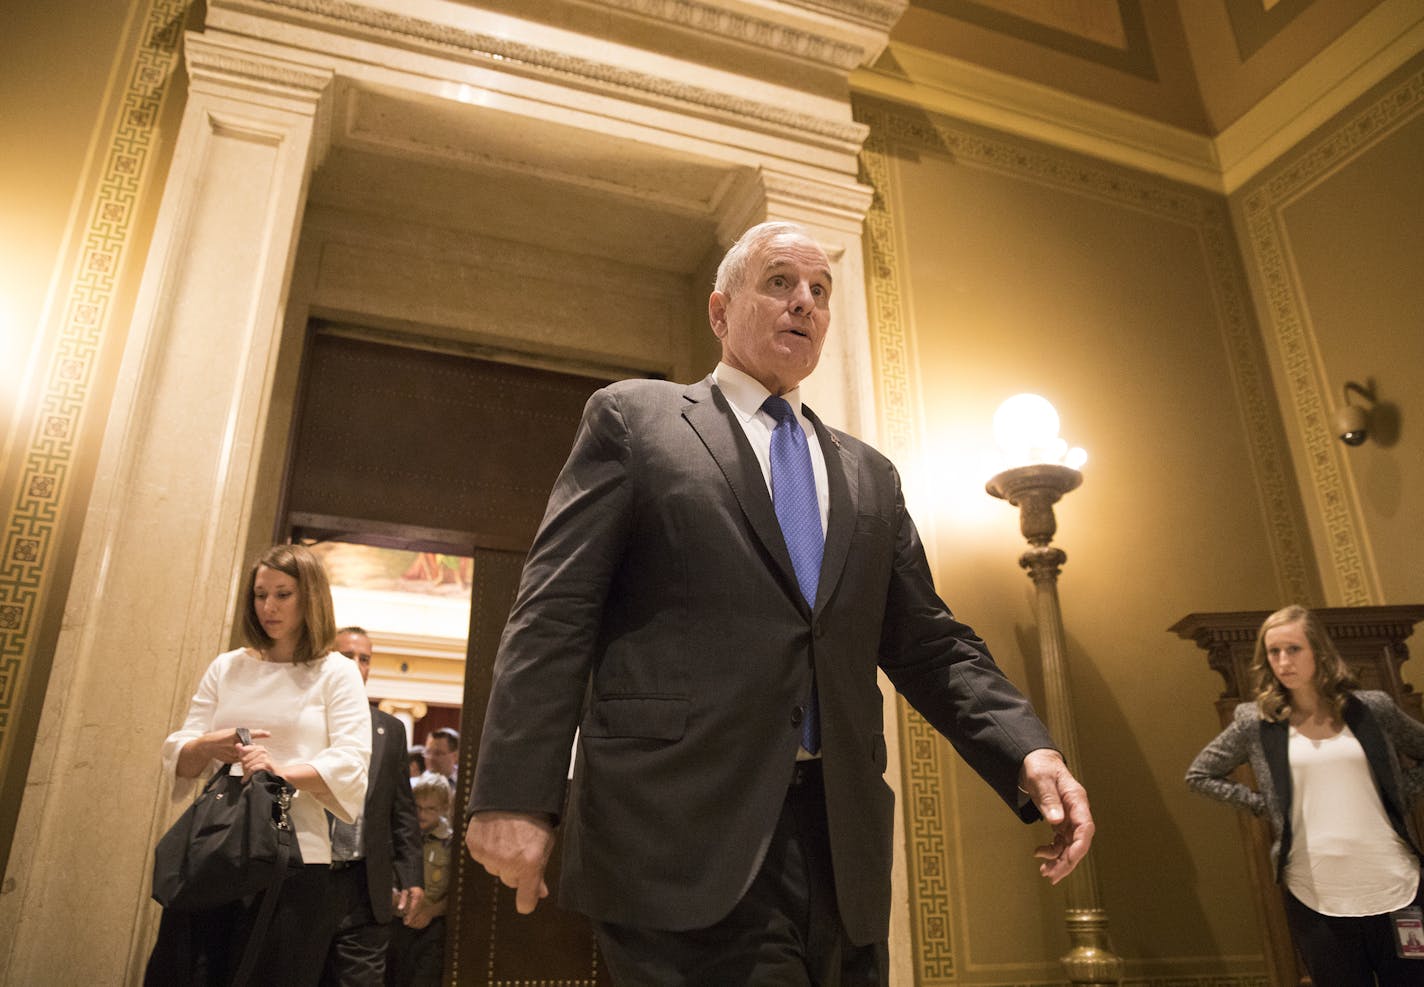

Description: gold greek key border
[855,93,1311,982]
[1239,63,1424,606]
[0,0,187,778]
[859,107,958,979]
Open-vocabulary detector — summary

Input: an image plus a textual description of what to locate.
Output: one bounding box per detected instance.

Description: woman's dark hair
[1251,604,1355,722]
[238,543,336,665]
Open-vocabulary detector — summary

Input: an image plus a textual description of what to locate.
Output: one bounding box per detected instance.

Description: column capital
[717,167,876,243]
[185,31,334,106]
[184,31,335,167]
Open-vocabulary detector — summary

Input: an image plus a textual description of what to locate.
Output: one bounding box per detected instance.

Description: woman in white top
[1187,605,1424,986]
[145,543,371,986]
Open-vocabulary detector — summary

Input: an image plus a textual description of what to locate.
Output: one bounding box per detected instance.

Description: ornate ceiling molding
[216,0,873,148]
[186,30,335,101]
[592,0,871,70]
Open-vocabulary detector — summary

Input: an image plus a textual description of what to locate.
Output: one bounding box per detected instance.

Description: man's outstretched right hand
[465,811,556,914]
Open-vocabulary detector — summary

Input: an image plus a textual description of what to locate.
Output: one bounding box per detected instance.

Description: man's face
[709,232,832,395]
[425,736,456,777]
[414,795,446,834]
[335,630,373,685]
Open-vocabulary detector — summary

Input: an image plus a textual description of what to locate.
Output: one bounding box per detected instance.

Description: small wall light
[1333,381,1375,447]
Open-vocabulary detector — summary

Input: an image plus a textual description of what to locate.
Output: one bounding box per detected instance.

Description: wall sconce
[985,394,1122,987]
[1333,381,1375,447]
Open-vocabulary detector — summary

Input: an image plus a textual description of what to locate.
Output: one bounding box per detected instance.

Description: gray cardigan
[1185,690,1424,881]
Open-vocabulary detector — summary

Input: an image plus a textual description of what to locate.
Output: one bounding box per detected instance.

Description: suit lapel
[681,378,800,602]
[805,405,856,616]
[366,707,383,808]
[1345,695,1403,815]
[1260,718,1291,817]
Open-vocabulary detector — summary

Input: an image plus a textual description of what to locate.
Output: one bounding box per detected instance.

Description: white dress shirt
[712,362,829,532]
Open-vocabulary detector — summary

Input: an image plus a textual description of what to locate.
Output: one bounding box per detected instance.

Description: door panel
[448,548,610,986]
[280,328,613,984]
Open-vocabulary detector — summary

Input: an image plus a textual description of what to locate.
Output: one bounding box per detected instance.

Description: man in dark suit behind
[465,222,1095,984]
[323,626,425,986]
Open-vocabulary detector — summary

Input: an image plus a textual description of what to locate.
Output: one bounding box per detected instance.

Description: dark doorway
[280,327,614,985]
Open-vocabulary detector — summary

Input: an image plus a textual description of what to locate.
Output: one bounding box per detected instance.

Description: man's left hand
[1018,748,1094,884]
[395,885,425,920]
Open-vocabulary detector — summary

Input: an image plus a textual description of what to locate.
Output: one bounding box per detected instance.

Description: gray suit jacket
[471,376,1054,944]
[1186,690,1424,881]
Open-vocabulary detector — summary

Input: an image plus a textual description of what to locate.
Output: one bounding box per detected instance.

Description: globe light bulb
[993,393,1061,466]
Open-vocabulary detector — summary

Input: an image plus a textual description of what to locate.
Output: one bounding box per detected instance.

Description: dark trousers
[385,916,446,987]
[1283,883,1424,987]
[594,760,886,987]
[321,860,392,987]
[145,863,338,986]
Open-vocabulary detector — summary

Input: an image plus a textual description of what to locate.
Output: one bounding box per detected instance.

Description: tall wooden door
[280,327,614,985]
[448,548,611,986]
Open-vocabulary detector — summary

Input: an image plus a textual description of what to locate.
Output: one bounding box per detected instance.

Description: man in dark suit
[465,222,1094,984]
[323,626,425,986]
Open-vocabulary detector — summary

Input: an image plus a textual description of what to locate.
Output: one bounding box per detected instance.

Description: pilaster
[0,36,332,985]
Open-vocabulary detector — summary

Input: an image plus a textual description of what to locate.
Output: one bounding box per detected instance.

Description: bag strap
[230,826,292,987]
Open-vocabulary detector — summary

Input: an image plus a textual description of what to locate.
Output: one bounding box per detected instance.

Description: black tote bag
[151,729,302,911]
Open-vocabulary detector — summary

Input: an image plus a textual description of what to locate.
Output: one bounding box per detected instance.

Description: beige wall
[856,47,1424,986]
[0,0,182,880]
[0,0,131,428]
[858,95,1288,982]
[2,2,1422,985]
[1231,53,1424,611]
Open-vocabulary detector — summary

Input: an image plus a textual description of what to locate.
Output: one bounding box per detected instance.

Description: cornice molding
[783,0,905,32]
[1217,0,1424,192]
[852,0,1424,194]
[185,30,335,104]
[853,42,1223,191]
[214,0,872,148]
[592,0,868,70]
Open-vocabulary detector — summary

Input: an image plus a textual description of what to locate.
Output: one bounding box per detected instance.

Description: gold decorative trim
[1240,64,1424,606]
[859,104,956,978]
[856,92,1313,980]
[0,0,187,791]
[589,0,868,69]
[226,0,870,147]
[950,978,1267,987]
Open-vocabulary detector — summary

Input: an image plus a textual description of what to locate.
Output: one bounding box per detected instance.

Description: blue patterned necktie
[762,395,824,754]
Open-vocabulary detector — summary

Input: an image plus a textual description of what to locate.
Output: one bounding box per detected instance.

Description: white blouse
[1285,723,1419,916]
[162,648,372,865]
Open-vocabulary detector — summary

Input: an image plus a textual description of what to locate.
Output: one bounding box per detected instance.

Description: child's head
[412,771,452,834]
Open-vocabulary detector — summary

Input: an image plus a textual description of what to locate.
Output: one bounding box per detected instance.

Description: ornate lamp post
[985,394,1122,987]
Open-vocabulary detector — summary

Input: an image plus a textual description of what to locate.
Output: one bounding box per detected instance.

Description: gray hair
[713,221,819,297]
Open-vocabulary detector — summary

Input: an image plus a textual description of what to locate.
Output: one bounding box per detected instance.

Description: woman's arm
[236,746,333,799]
[299,656,372,822]
[1372,694,1424,801]
[1185,715,1268,816]
[177,727,270,778]
[163,653,256,799]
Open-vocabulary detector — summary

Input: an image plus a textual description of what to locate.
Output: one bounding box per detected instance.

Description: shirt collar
[713,362,803,423]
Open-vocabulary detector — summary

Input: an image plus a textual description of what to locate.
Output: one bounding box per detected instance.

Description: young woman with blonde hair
[1187,604,1424,985]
